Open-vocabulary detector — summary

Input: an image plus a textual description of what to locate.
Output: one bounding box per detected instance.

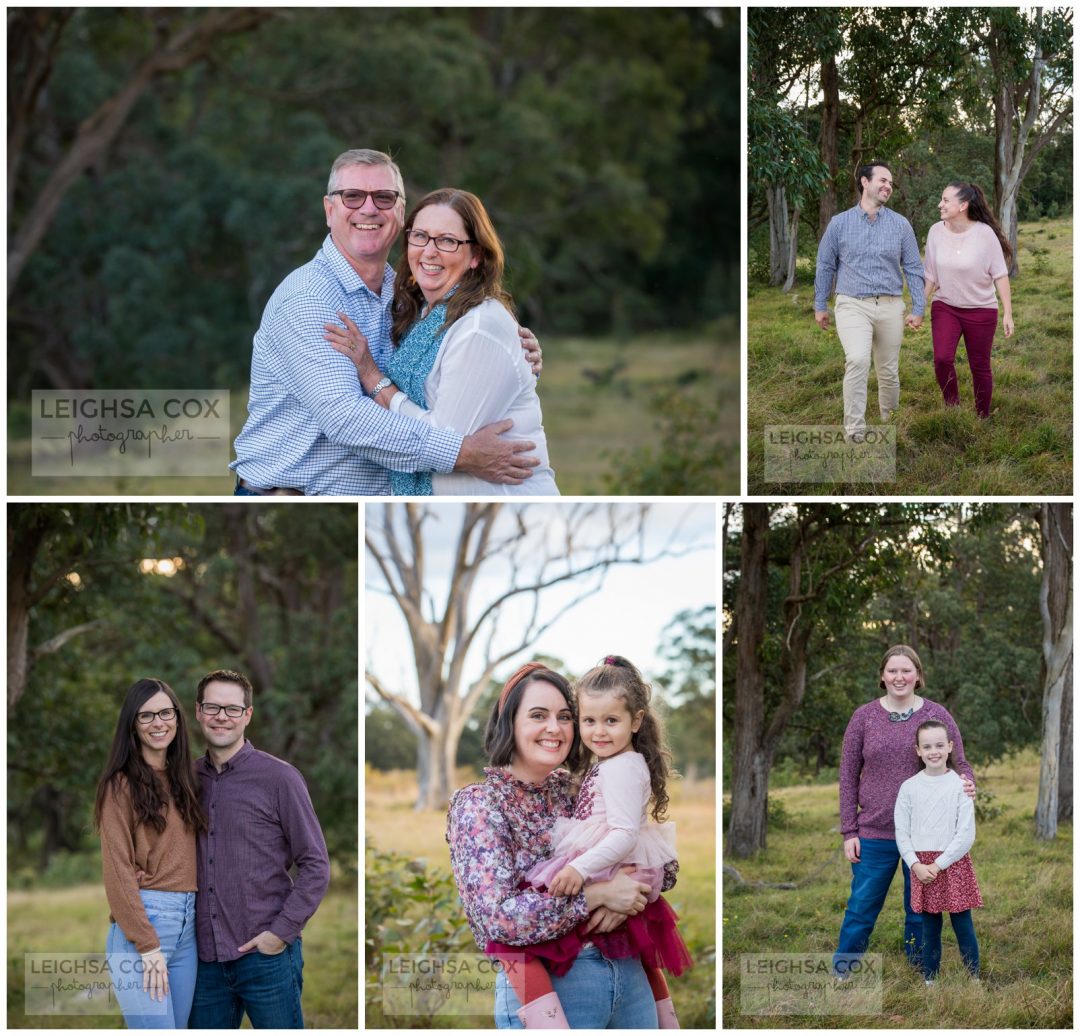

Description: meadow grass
[721,749,1072,1028]
[6,881,358,1028]
[365,767,717,1028]
[7,327,735,496]
[747,217,1073,495]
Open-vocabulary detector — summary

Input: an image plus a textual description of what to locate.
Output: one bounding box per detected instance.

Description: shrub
[365,843,476,1026]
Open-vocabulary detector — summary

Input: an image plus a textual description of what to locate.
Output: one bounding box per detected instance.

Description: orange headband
[497,662,551,716]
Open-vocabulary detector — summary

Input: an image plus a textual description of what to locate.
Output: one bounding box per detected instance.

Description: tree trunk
[766,185,791,288]
[782,204,800,293]
[727,505,770,857]
[1058,680,1072,822]
[7,510,51,712]
[817,54,839,238]
[1035,502,1073,840]
[415,724,452,812]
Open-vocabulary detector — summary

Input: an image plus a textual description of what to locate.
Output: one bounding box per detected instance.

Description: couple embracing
[231,148,558,496]
[815,161,1015,437]
[94,671,329,1028]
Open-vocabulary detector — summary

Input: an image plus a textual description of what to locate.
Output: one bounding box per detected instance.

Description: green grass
[722,749,1072,1028]
[366,767,716,1028]
[7,882,358,1028]
[747,217,1073,494]
[8,327,736,496]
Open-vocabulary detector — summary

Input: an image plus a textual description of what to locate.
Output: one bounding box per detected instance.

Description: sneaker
[924,979,936,987]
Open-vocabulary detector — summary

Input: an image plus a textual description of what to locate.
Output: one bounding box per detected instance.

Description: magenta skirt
[487,893,693,978]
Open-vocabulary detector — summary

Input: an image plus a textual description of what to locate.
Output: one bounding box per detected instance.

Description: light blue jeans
[494,946,658,1028]
[106,889,197,1028]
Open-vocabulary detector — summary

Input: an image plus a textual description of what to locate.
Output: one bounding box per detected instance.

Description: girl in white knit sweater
[894,720,982,984]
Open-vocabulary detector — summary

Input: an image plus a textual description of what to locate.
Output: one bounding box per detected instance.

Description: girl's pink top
[525,752,676,897]
[923,220,1008,309]
[839,697,975,842]
[446,766,677,951]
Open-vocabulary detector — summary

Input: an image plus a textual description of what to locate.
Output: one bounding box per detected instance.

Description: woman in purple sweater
[834,645,975,976]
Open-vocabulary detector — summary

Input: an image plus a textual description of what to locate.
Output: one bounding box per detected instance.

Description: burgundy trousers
[930,300,998,418]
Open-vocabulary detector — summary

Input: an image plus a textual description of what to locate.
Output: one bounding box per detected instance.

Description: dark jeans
[921,910,979,980]
[189,939,303,1029]
[834,837,922,975]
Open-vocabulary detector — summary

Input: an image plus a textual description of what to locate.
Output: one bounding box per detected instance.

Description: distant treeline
[9,8,737,396]
[8,504,358,877]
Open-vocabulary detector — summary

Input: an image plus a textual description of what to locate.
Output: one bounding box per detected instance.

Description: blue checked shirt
[231,236,462,495]
[814,205,926,316]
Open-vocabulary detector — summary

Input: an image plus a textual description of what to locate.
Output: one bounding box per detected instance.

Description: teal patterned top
[385,290,457,496]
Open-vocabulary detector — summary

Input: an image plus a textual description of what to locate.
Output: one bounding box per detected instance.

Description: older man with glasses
[231,148,541,494]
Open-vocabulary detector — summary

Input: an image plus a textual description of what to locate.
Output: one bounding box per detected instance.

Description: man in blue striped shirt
[814,162,925,437]
[231,149,541,495]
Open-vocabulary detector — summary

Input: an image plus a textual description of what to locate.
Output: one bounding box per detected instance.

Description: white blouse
[388,298,559,496]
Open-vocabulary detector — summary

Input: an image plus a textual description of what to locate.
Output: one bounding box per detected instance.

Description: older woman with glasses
[94,679,205,1028]
[323,188,559,495]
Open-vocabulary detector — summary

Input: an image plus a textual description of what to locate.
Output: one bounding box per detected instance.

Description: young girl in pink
[488,655,693,1028]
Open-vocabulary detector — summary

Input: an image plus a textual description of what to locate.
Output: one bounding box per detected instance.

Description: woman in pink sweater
[923,182,1014,418]
[833,645,975,978]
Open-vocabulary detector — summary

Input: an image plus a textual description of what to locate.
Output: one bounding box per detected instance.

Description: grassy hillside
[8,327,736,496]
[7,882,357,1028]
[722,750,1072,1028]
[747,218,1072,495]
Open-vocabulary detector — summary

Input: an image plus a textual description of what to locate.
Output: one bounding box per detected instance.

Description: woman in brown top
[94,678,205,1027]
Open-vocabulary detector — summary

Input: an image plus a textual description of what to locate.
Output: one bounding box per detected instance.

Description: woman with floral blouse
[446,662,677,1028]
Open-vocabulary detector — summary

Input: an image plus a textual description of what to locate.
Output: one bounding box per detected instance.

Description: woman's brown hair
[391,188,515,345]
[946,181,1014,266]
[93,678,207,836]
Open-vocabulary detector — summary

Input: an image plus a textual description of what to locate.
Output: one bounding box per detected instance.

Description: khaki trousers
[833,294,905,436]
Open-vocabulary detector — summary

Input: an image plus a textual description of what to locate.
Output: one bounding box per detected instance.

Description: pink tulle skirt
[486,894,693,979]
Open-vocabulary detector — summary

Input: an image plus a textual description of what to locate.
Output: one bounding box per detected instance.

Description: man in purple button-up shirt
[188,669,330,1029]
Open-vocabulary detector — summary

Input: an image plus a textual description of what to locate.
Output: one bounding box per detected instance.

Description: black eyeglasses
[405,229,475,253]
[136,708,177,725]
[199,702,248,718]
[328,189,401,210]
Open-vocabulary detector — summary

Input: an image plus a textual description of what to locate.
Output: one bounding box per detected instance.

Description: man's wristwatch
[368,376,393,398]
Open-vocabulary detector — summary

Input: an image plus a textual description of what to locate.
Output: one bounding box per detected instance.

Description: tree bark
[782,204,800,293]
[817,54,839,238]
[766,186,791,288]
[1058,678,1072,822]
[1035,502,1072,840]
[727,505,770,857]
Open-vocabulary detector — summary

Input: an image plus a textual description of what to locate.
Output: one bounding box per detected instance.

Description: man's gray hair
[327,149,405,199]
